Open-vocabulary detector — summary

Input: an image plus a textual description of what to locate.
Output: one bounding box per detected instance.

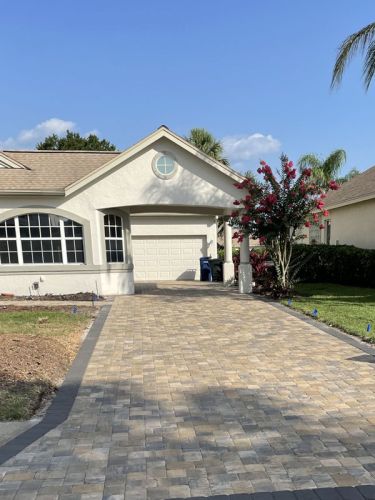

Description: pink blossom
[328,180,339,191]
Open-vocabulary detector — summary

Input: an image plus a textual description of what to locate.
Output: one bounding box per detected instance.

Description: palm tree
[336,167,360,184]
[186,128,230,166]
[298,150,347,187]
[331,22,375,90]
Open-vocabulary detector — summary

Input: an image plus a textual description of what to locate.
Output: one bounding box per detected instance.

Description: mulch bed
[0,292,105,301]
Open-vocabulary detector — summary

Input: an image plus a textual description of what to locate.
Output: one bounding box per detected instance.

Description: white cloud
[17,118,75,144]
[0,118,99,150]
[83,129,100,138]
[222,132,281,167]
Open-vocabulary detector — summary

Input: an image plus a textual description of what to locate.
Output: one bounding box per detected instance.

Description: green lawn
[0,307,94,420]
[0,308,91,337]
[282,283,375,342]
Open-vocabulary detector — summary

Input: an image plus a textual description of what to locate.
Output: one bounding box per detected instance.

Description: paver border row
[0,304,112,465]
[171,484,375,500]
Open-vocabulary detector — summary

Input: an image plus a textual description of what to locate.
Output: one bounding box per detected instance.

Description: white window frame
[152,151,178,180]
[104,214,125,263]
[0,214,85,266]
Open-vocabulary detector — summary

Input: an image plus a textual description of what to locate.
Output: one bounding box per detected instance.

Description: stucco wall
[69,138,239,211]
[325,199,375,249]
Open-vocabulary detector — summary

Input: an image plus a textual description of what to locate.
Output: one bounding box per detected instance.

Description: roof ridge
[2,150,121,154]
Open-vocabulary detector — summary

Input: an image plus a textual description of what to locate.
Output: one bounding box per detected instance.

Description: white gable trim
[0,153,30,170]
[65,126,243,196]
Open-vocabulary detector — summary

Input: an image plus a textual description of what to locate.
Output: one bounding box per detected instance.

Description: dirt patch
[0,307,96,420]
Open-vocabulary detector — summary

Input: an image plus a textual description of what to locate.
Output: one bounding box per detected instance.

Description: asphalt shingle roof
[0,150,120,194]
[325,165,375,208]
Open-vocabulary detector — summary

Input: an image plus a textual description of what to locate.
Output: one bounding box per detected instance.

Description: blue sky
[1,1,374,174]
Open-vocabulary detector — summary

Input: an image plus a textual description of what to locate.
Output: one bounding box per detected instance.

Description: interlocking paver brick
[1,282,375,499]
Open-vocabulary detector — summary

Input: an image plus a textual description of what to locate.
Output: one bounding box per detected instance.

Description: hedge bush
[293,244,375,288]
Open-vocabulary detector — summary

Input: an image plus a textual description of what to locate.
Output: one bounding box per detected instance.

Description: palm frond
[364,40,375,89]
[331,22,375,89]
[297,154,322,172]
[186,127,230,165]
[321,149,346,180]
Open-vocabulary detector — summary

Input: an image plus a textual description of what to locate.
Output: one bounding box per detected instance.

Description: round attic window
[152,153,177,179]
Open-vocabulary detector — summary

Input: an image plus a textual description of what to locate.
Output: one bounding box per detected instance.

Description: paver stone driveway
[1,282,375,500]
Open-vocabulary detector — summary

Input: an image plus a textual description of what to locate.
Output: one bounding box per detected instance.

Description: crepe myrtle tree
[230,154,339,294]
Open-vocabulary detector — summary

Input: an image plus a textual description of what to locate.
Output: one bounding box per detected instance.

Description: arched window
[0,213,84,265]
[104,214,124,263]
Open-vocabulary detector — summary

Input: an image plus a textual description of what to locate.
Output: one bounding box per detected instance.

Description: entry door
[132,235,207,281]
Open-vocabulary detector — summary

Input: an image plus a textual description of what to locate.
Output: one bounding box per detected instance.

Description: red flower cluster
[257,160,273,178]
[302,168,312,177]
[328,180,339,190]
[283,160,297,179]
[234,178,255,190]
[316,199,325,210]
[261,193,277,208]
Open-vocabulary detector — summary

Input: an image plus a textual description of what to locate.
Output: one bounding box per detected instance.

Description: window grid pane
[0,218,19,264]
[156,155,175,175]
[104,214,124,263]
[0,213,84,265]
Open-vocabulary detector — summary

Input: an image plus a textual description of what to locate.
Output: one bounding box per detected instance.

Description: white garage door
[132,236,207,281]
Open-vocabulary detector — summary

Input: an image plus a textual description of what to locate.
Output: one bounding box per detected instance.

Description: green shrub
[293,244,375,288]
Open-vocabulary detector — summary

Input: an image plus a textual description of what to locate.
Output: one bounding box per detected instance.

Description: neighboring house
[0,126,242,295]
[307,166,375,249]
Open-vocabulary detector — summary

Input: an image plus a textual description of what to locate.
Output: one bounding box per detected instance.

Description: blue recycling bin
[199,257,212,281]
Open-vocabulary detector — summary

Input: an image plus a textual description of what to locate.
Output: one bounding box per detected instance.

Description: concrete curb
[0,304,111,465]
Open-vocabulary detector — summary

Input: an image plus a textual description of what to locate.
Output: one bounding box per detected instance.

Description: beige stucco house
[308,166,375,249]
[0,126,253,296]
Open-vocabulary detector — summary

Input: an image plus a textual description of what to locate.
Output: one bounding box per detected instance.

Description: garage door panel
[133,236,206,281]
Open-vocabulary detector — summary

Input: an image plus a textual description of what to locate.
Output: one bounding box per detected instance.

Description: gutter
[0,190,65,196]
